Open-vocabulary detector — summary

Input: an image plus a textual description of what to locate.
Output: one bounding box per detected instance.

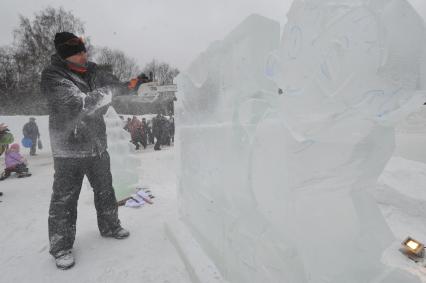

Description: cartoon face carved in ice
[250,0,426,282]
[258,0,426,202]
[272,0,425,141]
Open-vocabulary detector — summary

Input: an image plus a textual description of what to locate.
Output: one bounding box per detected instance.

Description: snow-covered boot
[114,227,130,239]
[55,250,75,270]
[102,227,130,239]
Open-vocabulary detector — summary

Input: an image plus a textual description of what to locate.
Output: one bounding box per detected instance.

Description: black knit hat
[54,32,86,59]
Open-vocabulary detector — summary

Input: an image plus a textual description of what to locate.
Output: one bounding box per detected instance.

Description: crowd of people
[123,114,175,151]
[0,118,41,182]
[0,113,175,184]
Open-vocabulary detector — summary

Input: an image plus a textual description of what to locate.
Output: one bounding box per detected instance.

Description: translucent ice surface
[176,1,426,282]
[105,107,140,201]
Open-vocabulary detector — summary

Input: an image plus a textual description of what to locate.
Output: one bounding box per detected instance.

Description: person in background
[0,123,13,156]
[163,117,172,146]
[0,143,31,180]
[141,118,148,149]
[0,123,8,133]
[152,114,164,151]
[124,117,131,132]
[129,116,144,150]
[0,123,14,196]
[128,73,151,95]
[22,117,40,156]
[170,117,175,144]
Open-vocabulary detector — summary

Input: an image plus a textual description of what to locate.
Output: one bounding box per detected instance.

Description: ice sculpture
[394,109,426,162]
[104,107,140,201]
[176,1,426,282]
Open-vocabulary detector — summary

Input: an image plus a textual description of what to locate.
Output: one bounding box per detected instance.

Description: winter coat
[23,121,40,140]
[5,151,24,169]
[141,121,148,136]
[41,54,128,158]
[170,119,175,136]
[0,128,11,145]
[152,116,164,138]
[129,118,143,140]
[0,128,13,156]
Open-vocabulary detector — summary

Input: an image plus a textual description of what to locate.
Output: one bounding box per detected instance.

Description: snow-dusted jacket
[5,151,24,169]
[41,54,127,158]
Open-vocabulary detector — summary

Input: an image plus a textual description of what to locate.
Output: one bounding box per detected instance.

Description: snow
[375,157,426,243]
[376,157,426,282]
[4,110,426,282]
[176,1,426,282]
[0,115,190,282]
[395,106,426,163]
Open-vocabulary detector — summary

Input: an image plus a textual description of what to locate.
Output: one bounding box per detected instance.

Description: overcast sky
[1,0,426,70]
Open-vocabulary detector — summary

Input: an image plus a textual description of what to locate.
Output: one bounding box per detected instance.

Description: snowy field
[0,116,190,283]
[2,115,426,282]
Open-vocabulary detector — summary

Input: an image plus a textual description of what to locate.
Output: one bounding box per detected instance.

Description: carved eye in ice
[287,25,303,60]
[265,52,280,79]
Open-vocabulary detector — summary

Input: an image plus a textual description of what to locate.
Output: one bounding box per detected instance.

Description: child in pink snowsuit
[1,143,31,180]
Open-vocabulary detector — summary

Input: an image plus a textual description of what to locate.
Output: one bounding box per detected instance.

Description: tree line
[0,7,179,115]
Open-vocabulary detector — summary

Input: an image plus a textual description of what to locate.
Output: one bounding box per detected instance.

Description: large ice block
[176,2,426,282]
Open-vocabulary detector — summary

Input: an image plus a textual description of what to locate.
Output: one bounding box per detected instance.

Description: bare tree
[95,47,140,81]
[0,7,89,114]
[0,47,19,95]
[143,59,179,85]
[13,7,89,89]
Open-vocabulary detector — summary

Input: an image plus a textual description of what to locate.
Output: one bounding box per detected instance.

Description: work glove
[85,88,107,108]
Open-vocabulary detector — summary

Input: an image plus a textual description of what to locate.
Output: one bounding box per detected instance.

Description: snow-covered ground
[375,157,426,281]
[0,116,190,282]
[3,115,426,282]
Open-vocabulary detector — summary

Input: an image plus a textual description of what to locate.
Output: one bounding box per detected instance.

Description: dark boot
[132,140,140,150]
[101,227,130,239]
[154,137,161,150]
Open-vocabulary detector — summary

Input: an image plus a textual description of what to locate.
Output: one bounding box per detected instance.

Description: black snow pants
[154,135,162,150]
[48,152,121,257]
[141,133,147,149]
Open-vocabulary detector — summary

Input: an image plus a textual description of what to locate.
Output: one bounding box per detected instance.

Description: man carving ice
[41,32,135,270]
